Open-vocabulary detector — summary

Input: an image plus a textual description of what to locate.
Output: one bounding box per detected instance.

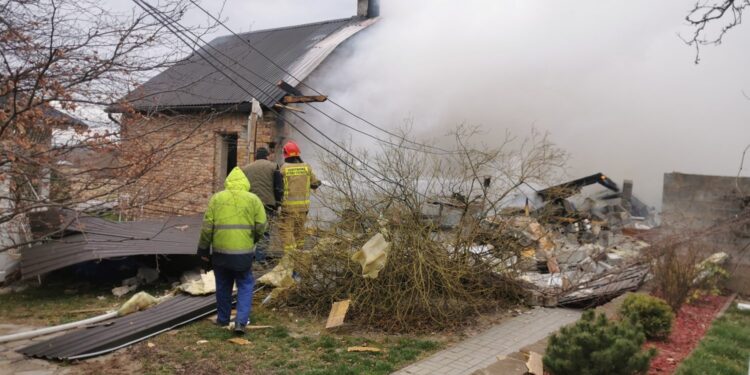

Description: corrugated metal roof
[19,293,216,360]
[124,17,376,110]
[21,215,202,279]
[557,264,649,307]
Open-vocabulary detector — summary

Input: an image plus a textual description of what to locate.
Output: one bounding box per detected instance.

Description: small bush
[648,239,702,312]
[543,310,656,375]
[689,261,729,302]
[620,294,675,340]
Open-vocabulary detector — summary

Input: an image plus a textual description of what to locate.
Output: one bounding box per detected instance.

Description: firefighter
[279,141,320,253]
[197,167,267,334]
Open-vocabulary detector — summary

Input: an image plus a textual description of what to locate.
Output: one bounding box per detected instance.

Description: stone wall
[662,172,750,292]
[120,109,280,217]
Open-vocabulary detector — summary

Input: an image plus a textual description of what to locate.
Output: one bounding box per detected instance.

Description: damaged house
[110,0,379,217]
[0,100,88,283]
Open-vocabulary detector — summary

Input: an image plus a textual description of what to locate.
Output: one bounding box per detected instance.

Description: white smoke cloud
[105,0,750,207]
[293,0,750,208]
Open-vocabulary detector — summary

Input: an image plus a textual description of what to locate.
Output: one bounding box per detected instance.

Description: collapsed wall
[662,172,750,292]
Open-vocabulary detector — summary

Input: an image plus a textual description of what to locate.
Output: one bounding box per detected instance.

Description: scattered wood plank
[325,299,351,329]
[281,95,327,104]
[245,325,273,330]
[227,338,251,346]
[347,346,382,353]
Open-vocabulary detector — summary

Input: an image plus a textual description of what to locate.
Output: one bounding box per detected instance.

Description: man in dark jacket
[198,167,266,334]
[241,147,283,263]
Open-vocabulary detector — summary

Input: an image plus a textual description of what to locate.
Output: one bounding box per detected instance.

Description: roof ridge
[233,16,359,37]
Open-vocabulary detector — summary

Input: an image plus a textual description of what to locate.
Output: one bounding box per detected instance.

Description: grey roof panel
[125,17,376,110]
[21,215,203,279]
[19,293,217,360]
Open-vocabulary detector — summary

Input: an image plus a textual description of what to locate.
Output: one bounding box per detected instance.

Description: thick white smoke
[289,0,750,209]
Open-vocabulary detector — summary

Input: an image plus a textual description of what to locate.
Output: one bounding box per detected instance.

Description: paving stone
[392,308,581,375]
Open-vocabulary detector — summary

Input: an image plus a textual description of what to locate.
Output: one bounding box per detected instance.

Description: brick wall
[120,109,278,218]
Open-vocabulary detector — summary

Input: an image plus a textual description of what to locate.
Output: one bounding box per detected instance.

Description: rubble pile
[497,178,657,307]
[421,175,659,308]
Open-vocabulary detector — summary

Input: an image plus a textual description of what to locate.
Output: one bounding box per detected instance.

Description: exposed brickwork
[120,110,278,218]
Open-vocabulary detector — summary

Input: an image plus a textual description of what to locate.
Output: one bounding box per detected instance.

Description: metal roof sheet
[124,17,376,110]
[21,215,202,279]
[19,293,216,360]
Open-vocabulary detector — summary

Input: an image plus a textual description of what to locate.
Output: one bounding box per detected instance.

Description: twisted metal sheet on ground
[558,263,650,307]
[19,294,216,360]
[21,215,203,279]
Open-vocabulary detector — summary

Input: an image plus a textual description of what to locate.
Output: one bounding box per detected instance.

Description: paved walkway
[0,324,70,375]
[393,307,582,375]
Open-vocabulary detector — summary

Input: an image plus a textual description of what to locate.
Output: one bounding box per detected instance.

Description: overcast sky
[110,0,750,208]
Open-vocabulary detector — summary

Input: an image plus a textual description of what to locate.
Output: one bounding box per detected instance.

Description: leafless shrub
[646,236,704,312]
[280,126,566,332]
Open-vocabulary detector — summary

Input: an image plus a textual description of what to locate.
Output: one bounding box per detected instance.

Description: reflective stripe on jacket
[280,162,319,212]
[199,167,267,256]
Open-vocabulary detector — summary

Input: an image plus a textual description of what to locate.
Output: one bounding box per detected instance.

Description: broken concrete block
[112,284,137,297]
[606,252,624,266]
[526,351,544,375]
[598,230,613,247]
[137,267,159,284]
[121,276,139,287]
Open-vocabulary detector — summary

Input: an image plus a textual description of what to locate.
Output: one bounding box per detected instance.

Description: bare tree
[0,0,220,253]
[685,0,750,63]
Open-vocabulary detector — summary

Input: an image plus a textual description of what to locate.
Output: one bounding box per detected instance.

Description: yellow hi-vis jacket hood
[198,167,267,262]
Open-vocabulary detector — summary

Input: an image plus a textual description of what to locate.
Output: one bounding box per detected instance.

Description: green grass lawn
[0,276,175,325]
[676,305,750,375]
[0,278,444,374]
[132,305,442,375]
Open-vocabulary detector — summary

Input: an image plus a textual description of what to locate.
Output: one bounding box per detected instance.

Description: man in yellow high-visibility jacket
[279,141,320,253]
[197,167,266,334]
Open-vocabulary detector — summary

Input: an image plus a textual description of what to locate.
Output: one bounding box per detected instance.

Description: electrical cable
[186,0,457,155]
[133,0,405,197]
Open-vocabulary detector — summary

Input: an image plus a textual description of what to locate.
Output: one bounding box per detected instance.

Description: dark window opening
[224,133,238,176]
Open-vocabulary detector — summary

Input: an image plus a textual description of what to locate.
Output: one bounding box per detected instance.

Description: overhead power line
[132,0,412,198]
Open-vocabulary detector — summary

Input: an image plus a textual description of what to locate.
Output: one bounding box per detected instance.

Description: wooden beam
[275,80,303,96]
[281,95,327,104]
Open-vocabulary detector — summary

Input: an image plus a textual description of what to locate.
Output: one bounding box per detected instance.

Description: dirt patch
[646,294,729,375]
[73,352,143,375]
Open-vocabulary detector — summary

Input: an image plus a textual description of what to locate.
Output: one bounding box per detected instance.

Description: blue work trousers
[214,265,255,327]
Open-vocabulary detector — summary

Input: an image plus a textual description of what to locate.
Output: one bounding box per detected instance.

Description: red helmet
[283,141,301,158]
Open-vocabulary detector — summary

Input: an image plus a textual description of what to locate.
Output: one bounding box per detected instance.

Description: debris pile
[487,175,657,307]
